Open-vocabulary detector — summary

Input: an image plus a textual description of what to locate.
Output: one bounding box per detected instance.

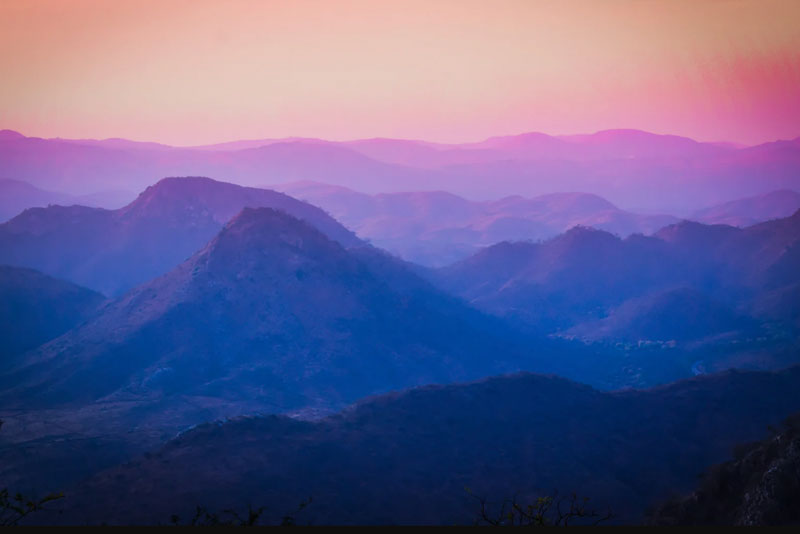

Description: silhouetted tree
[467,487,612,526]
[0,488,64,526]
[168,497,312,526]
[0,419,64,525]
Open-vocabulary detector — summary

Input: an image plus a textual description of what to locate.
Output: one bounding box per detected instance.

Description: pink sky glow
[1,0,799,146]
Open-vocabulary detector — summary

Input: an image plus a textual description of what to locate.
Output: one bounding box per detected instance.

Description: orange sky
[1,0,799,145]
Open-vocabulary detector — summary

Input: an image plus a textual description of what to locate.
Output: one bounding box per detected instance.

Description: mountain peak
[119,176,239,224]
[223,205,325,239]
[119,177,361,248]
[196,206,347,277]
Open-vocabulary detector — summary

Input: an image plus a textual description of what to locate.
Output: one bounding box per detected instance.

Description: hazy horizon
[2,0,799,146]
[3,125,799,149]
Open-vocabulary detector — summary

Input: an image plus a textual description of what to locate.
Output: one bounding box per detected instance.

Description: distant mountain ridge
[0,179,70,222]
[275,181,678,266]
[3,128,799,212]
[0,179,133,222]
[692,190,800,227]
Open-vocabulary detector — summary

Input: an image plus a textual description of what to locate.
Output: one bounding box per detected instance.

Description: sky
[1,0,799,146]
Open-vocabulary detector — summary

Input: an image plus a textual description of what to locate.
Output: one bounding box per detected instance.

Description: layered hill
[693,190,800,227]
[51,367,800,525]
[3,129,800,213]
[0,179,70,222]
[0,208,538,422]
[434,227,679,331]
[276,181,677,266]
[0,265,105,359]
[0,177,360,295]
[433,211,800,347]
[0,179,134,222]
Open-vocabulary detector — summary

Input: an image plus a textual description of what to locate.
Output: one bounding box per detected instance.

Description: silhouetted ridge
[55,367,800,525]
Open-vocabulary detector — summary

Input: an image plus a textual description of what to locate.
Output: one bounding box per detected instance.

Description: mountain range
[431,210,800,368]
[7,174,796,270]
[1,177,797,403]
[3,128,800,212]
[0,207,548,430]
[0,167,798,525]
[274,182,679,266]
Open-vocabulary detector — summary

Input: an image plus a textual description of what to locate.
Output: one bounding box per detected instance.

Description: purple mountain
[276,181,678,266]
[692,189,800,227]
[0,178,134,222]
[2,128,800,212]
[0,177,361,295]
[0,207,538,424]
[432,210,800,363]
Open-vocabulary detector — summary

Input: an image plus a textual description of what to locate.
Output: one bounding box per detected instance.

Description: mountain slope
[53,367,800,525]
[436,211,800,333]
[693,190,800,227]
[434,227,681,331]
[0,177,361,295]
[0,265,105,360]
[566,287,757,343]
[1,208,537,420]
[651,412,800,525]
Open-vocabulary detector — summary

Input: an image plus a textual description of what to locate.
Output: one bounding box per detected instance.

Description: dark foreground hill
[0,177,360,296]
[0,265,105,359]
[42,366,800,525]
[651,412,800,525]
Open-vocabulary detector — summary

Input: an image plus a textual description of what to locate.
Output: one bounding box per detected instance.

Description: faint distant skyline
[1,0,799,146]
